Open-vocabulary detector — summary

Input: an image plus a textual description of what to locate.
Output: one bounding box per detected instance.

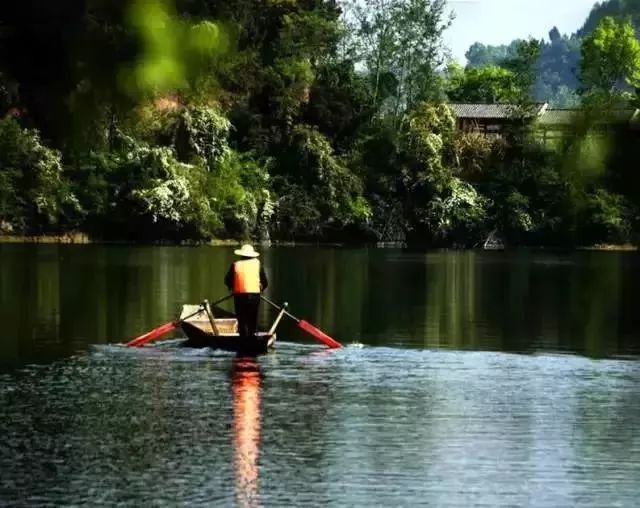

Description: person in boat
[224,244,269,341]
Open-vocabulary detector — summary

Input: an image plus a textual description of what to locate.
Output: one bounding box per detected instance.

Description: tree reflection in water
[232,356,262,508]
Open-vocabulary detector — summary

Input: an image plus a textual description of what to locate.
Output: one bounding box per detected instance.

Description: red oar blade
[126,321,178,348]
[298,320,342,349]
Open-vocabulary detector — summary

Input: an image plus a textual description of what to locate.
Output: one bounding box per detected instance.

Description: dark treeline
[0,0,639,247]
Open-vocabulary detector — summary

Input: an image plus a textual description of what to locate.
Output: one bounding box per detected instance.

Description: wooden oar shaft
[268,303,288,335]
[211,294,234,308]
[260,295,342,349]
[203,300,219,336]
[260,295,299,322]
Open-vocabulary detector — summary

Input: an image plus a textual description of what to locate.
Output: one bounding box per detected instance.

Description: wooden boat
[178,302,286,355]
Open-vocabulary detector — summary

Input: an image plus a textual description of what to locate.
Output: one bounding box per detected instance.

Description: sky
[443,0,598,63]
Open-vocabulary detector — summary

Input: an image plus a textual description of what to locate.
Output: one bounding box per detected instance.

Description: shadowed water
[0,245,639,506]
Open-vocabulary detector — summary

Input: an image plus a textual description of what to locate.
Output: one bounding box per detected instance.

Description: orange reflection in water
[232,357,262,508]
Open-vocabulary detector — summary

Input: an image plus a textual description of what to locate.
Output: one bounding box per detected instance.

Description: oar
[260,295,342,349]
[126,295,233,348]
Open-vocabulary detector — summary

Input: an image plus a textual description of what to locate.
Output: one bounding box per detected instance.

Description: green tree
[401,103,489,246]
[303,60,375,151]
[344,0,452,116]
[580,16,640,97]
[446,64,520,103]
[503,39,543,107]
[273,124,371,241]
[465,41,520,68]
[0,117,79,234]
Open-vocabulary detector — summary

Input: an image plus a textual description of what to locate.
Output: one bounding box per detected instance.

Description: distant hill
[577,0,640,36]
[464,0,640,106]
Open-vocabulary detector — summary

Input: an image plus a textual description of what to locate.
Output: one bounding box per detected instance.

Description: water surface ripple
[1,344,638,507]
[2,245,640,506]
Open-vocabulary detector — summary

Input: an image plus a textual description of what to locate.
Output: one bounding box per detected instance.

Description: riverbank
[0,234,637,251]
[577,244,638,252]
[0,234,240,246]
[0,234,347,248]
[0,233,92,244]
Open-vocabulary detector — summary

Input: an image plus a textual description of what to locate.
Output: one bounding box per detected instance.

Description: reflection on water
[232,357,262,508]
[1,245,640,372]
[0,344,639,506]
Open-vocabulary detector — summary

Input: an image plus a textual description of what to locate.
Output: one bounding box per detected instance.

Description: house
[535,107,640,144]
[449,102,640,142]
[448,103,548,136]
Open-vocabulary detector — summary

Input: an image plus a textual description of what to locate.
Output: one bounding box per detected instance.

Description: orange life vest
[233,259,261,294]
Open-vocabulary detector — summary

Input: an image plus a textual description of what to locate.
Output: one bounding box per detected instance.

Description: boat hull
[180,320,276,355]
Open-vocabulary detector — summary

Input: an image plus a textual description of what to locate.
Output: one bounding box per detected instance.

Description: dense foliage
[0,0,639,247]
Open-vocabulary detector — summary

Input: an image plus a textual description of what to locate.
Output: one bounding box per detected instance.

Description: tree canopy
[0,0,639,248]
[580,16,640,96]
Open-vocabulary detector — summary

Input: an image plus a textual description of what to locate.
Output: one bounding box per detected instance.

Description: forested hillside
[0,0,639,248]
[465,0,640,106]
[578,0,640,35]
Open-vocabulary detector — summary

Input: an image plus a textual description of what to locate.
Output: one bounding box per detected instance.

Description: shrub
[0,117,79,233]
[582,189,631,244]
[413,178,490,247]
[210,150,273,239]
[73,138,218,240]
[137,104,231,168]
[273,124,371,240]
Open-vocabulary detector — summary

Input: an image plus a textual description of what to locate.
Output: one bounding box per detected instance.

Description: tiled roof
[596,108,638,123]
[449,103,640,125]
[537,108,640,126]
[536,109,580,125]
[448,103,515,119]
[448,103,546,119]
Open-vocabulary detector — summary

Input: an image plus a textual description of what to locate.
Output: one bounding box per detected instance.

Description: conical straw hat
[234,244,260,258]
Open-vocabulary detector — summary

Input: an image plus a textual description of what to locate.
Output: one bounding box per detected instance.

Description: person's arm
[224,264,234,291]
[260,265,269,291]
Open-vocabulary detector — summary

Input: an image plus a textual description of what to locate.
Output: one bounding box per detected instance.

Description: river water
[1,245,639,506]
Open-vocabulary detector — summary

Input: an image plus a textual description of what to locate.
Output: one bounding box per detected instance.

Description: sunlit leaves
[446,63,520,104]
[189,21,223,53]
[343,0,452,112]
[0,117,79,233]
[121,0,229,97]
[580,16,640,95]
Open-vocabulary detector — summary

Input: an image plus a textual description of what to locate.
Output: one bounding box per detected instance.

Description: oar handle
[260,295,299,322]
[177,294,233,324]
[174,295,233,324]
[180,306,207,324]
